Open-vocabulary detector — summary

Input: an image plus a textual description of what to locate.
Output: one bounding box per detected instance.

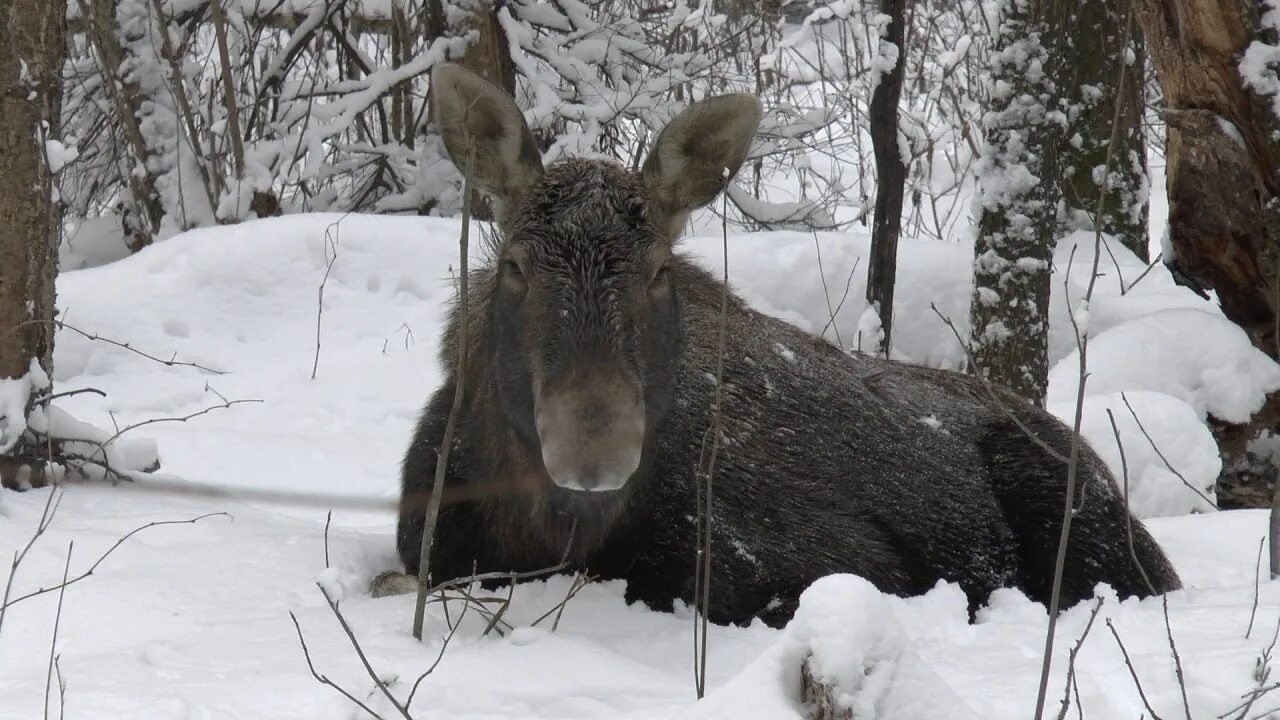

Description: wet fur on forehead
[503,157,657,260]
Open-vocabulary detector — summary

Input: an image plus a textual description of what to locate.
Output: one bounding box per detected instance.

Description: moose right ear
[432,63,544,224]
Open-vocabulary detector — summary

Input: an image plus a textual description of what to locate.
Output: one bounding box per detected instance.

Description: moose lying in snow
[385,63,1180,627]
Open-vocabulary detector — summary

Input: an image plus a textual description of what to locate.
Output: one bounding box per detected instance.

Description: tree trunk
[85,0,163,250]
[1137,0,1280,359]
[866,0,908,357]
[0,0,66,487]
[968,0,1072,406]
[1061,0,1148,261]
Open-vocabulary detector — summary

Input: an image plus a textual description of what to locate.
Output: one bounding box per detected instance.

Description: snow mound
[1047,308,1280,424]
[685,575,979,720]
[1048,391,1219,517]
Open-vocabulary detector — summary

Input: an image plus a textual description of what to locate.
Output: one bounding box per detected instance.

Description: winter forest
[3,0,1280,717]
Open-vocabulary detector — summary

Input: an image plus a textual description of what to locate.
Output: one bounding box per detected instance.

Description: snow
[2,213,1280,719]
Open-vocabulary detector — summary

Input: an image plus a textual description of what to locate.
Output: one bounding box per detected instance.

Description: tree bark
[1061,0,1149,261]
[968,0,1072,406]
[1137,0,1280,359]
[866,0,908,357]
[0,0,66,486]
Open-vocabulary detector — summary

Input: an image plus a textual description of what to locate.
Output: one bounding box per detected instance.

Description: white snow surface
[3,214,1280,719]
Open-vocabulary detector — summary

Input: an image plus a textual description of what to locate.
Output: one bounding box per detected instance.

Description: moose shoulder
[390,63,1180,627]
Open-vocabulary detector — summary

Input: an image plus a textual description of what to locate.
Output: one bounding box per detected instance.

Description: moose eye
[500,258,527,292]
[649,264,671,291]
[502,259,524,277]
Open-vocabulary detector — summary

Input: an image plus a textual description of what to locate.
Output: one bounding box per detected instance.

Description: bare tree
[866,0,908,356]
[0,0,66,487]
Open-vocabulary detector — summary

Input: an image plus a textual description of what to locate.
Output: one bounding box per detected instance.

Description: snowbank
[1,212,1277,719]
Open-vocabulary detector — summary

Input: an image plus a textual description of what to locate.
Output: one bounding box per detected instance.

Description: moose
[387,63,1181,627]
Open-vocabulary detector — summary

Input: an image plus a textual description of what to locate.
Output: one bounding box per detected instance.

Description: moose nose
[535,381,645,493]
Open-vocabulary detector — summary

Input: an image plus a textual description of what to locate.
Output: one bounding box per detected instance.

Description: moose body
[394,64,1180,627]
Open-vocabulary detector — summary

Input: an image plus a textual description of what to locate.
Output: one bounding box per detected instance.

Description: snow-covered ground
[3,214,1280,719]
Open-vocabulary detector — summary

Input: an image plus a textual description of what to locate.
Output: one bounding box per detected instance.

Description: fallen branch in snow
[0,512,229,616]
[1056,597,1104,720]
[413,137,475,642]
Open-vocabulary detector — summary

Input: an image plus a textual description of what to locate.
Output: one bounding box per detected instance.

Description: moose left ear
[641,94,762,240]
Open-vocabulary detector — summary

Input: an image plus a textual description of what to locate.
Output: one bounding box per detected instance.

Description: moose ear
[641,94,762,240]
[432,63,544,224]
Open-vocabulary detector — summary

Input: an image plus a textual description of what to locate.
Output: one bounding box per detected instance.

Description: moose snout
[535,381,645,493]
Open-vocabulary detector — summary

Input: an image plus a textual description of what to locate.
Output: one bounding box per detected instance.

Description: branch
[289,611,386,720]
[1,513,230,612]
[316,583,413,720]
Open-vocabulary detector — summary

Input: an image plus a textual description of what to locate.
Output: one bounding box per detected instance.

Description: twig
[1121,392,1217,510]
[54,655,66,720]
[694,194,732,699]
[312,218,341,380]
[1107,618,1165,720]
[44,320,226,374]
[2,513,229,612]
[289,611,386,720]
[413,136,475,641]
[316,583,413,720]
[45,542,73,720]
[1107,408,1157,594]
[324,510,332,570]
[931,304,1069,464]
[100,395,262,450]
[0,488,64,637]
[1163,596,1193,720]
[1056,597,1105,720]
[33,388,107,406]
[1249,535,1265,639]
[405,581,471,710]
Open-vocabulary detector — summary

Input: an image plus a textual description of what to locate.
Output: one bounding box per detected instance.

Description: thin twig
[312,218,341,380]
[1107,618,1165,720]
[405,582,471,710]
[0,488,64,637]
[45,543,73,720]
[1056,597,1105,720]
[1121,392,1217,510]
[2,513,229,612]
[42,320,226,374]
[414,136,475,640]
[1107,408,1157,595]
[316,583,413,720]
[1163,596,1193,720]
[324,510,332,570]
[931,304,1069,464]
[1249,535,1265,639]
[289,611,386,720]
